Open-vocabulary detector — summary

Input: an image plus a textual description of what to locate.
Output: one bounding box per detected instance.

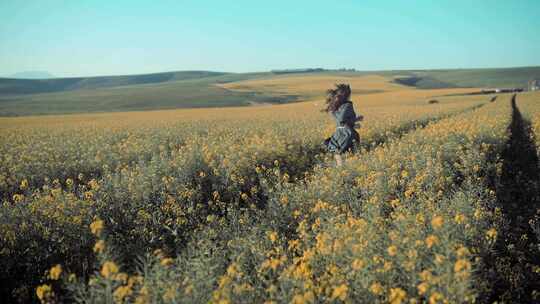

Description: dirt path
[483,94,540,303]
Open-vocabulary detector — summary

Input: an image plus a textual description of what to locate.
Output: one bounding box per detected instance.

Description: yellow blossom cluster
[1,87,535,303]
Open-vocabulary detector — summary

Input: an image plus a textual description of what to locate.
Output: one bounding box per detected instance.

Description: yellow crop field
[220,73,479,104]
[1,83,539,303]
[3,0,539,302]
[220,74,405,97]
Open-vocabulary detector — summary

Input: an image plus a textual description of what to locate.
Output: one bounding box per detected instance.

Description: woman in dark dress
[322,84,363,166]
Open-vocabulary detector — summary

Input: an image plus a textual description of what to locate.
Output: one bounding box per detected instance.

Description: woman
[322,84,363,166]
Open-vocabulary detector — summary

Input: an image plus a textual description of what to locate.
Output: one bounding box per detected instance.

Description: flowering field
[1,88,540,303]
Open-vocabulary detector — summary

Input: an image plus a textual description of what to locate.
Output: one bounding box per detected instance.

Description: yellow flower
[473,208,482,219]
[456,246,469,258]
[36,284,52,301]
[407,249,418,260]
[419,270,432,281]
[425,235,439,249]
[435,254,445,264]
[94,240,106,253]
[101,261,119,278]
[185,284,194,295]
[135,295,149,304]
[160,258,174,267]
[114,285,133,303]
[226,263,239,277]
[49,264,62,280]
[417,282,429,295]
[454,213,465,224]
[153,249,164,258]
[88,179,100,190]
[84,191,94,200]
[387,245,398,256]
[404,189,414,199]
[429,292,444,304]
[351,259,365,270]
[114,272,128,282]
[369,282,384,295]
[389,287,407,304]
[162,286,176,301]
[292,292,314,304]
[20,179,29,190]
[331,284,348,301]
[282,173,290,181]
[454,259,471,274]
[129,275,143,286]
[431,216,444,229]
[13,193,24,203]
[268,231,278,243]
[261,257,283,271]
[292,261,311,279]
[139,285,149,296]
[90,219,104,235]
[288,239,300,250]
[486,228,497,241]
[291,295,303,304]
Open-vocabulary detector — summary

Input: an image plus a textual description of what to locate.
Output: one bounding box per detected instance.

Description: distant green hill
[1,67,539,116]
[392,75,458,89]
[390,66,540,89]
[0,72,298,116]
[0,71,228,95]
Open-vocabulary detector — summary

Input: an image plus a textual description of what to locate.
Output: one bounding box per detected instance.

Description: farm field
[1,74,540,303]
[1,66,540,116]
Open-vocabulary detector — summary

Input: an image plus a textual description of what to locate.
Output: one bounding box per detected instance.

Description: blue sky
[1,0,539,77]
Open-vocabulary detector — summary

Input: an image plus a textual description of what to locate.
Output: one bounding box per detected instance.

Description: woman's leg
[335,154,343,167]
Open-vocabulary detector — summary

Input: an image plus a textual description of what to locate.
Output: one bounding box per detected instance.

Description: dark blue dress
[323,101,360,154]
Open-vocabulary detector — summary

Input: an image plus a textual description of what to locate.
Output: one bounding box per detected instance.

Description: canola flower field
[1,79,540,303]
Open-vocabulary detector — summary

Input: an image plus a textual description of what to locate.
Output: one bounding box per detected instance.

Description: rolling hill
[0,67,538,116]
[391,66,540,89]
[0,72,299,116]
[0,71,229,95]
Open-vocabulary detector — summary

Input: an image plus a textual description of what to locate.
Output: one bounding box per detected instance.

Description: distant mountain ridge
[8,71,55,79]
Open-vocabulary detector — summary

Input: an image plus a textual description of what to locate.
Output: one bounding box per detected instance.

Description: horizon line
[3,64,540,80]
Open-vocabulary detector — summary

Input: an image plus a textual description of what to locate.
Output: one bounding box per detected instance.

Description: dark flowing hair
[323,83,351,113]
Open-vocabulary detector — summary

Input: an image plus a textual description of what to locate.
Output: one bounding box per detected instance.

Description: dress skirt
[323,126,360,154]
